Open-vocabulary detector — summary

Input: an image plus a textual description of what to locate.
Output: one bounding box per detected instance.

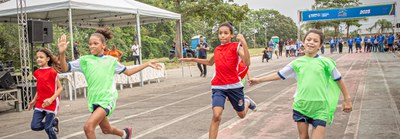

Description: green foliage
[243,9,298,47]
[141,36,168,59]
[371,19,393,34]
[0,0,301,67]
[0,24,20,68]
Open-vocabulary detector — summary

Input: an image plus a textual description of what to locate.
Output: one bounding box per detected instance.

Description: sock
[245,99,250,107]
[121,131,126,138]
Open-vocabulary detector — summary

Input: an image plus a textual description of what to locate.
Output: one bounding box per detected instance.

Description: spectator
[278,39,284,57]
[131,42,140,65]
[196,36,209,77]
[338,37,343,54]
[107,45,123,62]
[73,41,80,60]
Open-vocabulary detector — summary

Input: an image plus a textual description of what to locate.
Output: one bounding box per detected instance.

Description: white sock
[121,131,126,139]
[245,99,250,106]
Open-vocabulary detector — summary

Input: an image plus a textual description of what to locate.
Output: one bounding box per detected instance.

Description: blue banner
[300,4,395,22]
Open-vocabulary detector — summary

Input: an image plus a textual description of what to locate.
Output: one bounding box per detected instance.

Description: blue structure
[300,3,395,22]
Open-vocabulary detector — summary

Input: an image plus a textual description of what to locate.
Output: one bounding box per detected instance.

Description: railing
[58,63,167,100]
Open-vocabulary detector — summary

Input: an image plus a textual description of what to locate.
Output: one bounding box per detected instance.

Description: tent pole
[68,8,74,60]
[68,7,77,100]
[179,19,184,77]
[136,11,144,87]
[297,10,301,42]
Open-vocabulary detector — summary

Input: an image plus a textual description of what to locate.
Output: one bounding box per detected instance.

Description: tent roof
[0,0,181,28]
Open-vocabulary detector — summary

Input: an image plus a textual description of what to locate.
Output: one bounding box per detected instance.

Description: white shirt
[290,45,296,50]
[131,44,140,56]
[285,45,291,50]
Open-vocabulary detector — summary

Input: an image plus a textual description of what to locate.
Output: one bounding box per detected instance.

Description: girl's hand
[147,60,162,70]
[236,34,246,44]
[42,98,54,108]
[342,99,353,113]
[58,34,69,53]
[248,78,261,86]
[28,100,36,110]
[178,58,193,62]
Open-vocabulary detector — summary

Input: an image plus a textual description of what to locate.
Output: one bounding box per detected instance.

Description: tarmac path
[0,51,399,139]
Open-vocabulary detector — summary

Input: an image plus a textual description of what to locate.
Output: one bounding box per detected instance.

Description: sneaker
[123,127,133,139]
[54,117,59,134]
[245,95,257,111]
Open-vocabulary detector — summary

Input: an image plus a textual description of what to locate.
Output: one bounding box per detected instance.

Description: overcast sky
[233,0,399,32]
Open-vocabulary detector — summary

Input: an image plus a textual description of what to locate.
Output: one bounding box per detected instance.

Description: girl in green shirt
[57,27,161,139]
[249,30,352,139]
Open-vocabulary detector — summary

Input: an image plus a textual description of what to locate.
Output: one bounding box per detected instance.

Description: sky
[233,0,399,33]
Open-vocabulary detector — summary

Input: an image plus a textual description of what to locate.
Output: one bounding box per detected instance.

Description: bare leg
[297,122,309,139]
[99,117,124,136]
[83,108,107,139]
[209,107,223,139]
[311,126,325,139]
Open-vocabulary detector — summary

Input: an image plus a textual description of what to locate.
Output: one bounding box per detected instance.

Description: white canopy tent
[0,0,181,27]
[0,0,183,59]
[0,0,183,100]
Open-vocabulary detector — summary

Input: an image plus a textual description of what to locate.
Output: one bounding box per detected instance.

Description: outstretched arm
[249,72,282,86]
[58,34,70,72]
[123,60,161,76]
[336,79,352,113]
[179,56,214,66]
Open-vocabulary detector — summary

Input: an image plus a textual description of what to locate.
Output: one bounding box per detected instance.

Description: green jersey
[278,55,341,125]
[69,55,126,117]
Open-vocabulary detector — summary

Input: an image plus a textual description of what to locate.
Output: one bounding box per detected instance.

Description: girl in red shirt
[28,48,63,139]
[179,22,257,139]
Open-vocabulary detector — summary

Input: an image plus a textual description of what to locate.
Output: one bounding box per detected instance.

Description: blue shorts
[293,110,326,128]
[92,104,110,116]
[212,87,245,112]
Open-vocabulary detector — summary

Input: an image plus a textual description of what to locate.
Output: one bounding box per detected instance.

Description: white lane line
[134,70,280,139]
[61,83,208,123]
[202,54,354,139]
[134,105,211,139]
[343,59,368,139]
[1,55,329,139]
[199,53,354,139]
[198,84,298,139]
[374,53,400,134]
[0,82,208,139]
[61,69,279,139]
[60,90,211,139]
[62,53,340,138]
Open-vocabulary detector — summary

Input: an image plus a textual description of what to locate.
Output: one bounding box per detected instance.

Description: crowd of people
[262,38,305,62]
[261,32,400,63]
[326,33,399,54]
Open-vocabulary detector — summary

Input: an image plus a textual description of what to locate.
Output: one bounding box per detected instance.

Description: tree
[243,9,297,47]
[371,19,393,33]
[311,0,364,37]
[137,0,250,55]
[343,19,362,37]
[0,23,19,68]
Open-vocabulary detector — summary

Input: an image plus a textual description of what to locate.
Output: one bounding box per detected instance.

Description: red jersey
[211,42,241,85]
[238,60,248,79]
[33,67,59,113]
